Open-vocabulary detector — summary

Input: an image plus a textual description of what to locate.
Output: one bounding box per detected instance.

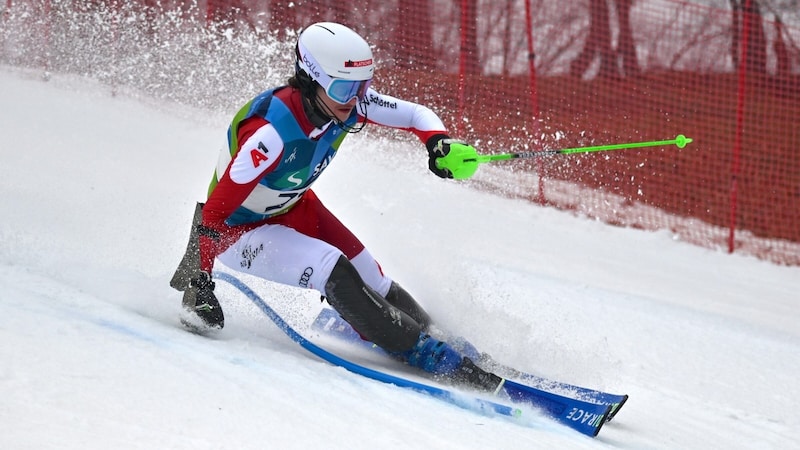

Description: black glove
[187,271,224,329]
[426,134,454,178]
[190,270,215,291]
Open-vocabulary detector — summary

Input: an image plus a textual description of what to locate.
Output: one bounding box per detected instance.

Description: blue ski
[311,306,628,421]
[217,272,611,437]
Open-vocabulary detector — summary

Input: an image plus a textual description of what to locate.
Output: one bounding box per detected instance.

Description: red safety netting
[3,0,798,265]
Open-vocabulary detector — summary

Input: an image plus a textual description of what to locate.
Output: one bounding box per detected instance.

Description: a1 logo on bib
[250,141,270,168]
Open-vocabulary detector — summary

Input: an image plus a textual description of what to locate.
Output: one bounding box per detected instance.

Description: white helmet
[296,22,374,82]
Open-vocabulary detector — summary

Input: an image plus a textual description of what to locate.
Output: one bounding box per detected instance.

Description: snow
[1,66,798,449]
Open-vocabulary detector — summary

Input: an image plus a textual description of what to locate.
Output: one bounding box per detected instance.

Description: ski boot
[403,333,503,393]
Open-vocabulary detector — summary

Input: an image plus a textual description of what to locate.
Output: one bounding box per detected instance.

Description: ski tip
[605,394,629,422]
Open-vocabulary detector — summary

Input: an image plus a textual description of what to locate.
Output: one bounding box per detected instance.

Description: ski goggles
[324,78,372,105]
[298,41,372,105]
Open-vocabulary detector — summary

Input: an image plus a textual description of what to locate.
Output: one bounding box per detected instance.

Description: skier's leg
[286,192,433,329]
[324,255,501,389]
[349,249,431,329]
[218,223,501,390]
[385,281,432,330]
[215,224,420,351]
[217,223,342,292]
[324,254,424,352]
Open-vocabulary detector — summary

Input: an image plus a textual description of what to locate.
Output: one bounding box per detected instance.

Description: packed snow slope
[1,67,798,449]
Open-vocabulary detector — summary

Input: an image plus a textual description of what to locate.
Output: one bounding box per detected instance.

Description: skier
[170,22,500,391]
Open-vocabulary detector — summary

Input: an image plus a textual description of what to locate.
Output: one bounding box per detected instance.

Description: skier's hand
[426,135,454,178]
[190,270,216,291]
[188,270,224,328]
[427,136,479,180]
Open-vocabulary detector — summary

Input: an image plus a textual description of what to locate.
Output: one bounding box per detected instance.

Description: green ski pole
[436,135,693,180]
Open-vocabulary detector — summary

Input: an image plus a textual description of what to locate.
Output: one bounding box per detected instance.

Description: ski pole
[436,134,693,179]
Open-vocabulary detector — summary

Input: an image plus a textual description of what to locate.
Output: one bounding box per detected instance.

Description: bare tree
[616,0,639,76]
[773,17,790,75]
[570,0,615,78]
[730,0,768,73]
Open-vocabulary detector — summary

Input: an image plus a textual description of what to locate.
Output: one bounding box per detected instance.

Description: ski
[216,272,611,437]
[311,306,628,421]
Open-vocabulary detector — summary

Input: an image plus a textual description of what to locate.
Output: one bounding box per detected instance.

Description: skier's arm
[358,88,471,179]
[199,117,283,273]
[359,88,448,143]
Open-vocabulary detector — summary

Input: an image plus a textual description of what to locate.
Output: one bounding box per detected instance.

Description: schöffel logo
[344,58,372,68]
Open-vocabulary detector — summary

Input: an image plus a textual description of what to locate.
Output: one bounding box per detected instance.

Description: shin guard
[324,255,422,353]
